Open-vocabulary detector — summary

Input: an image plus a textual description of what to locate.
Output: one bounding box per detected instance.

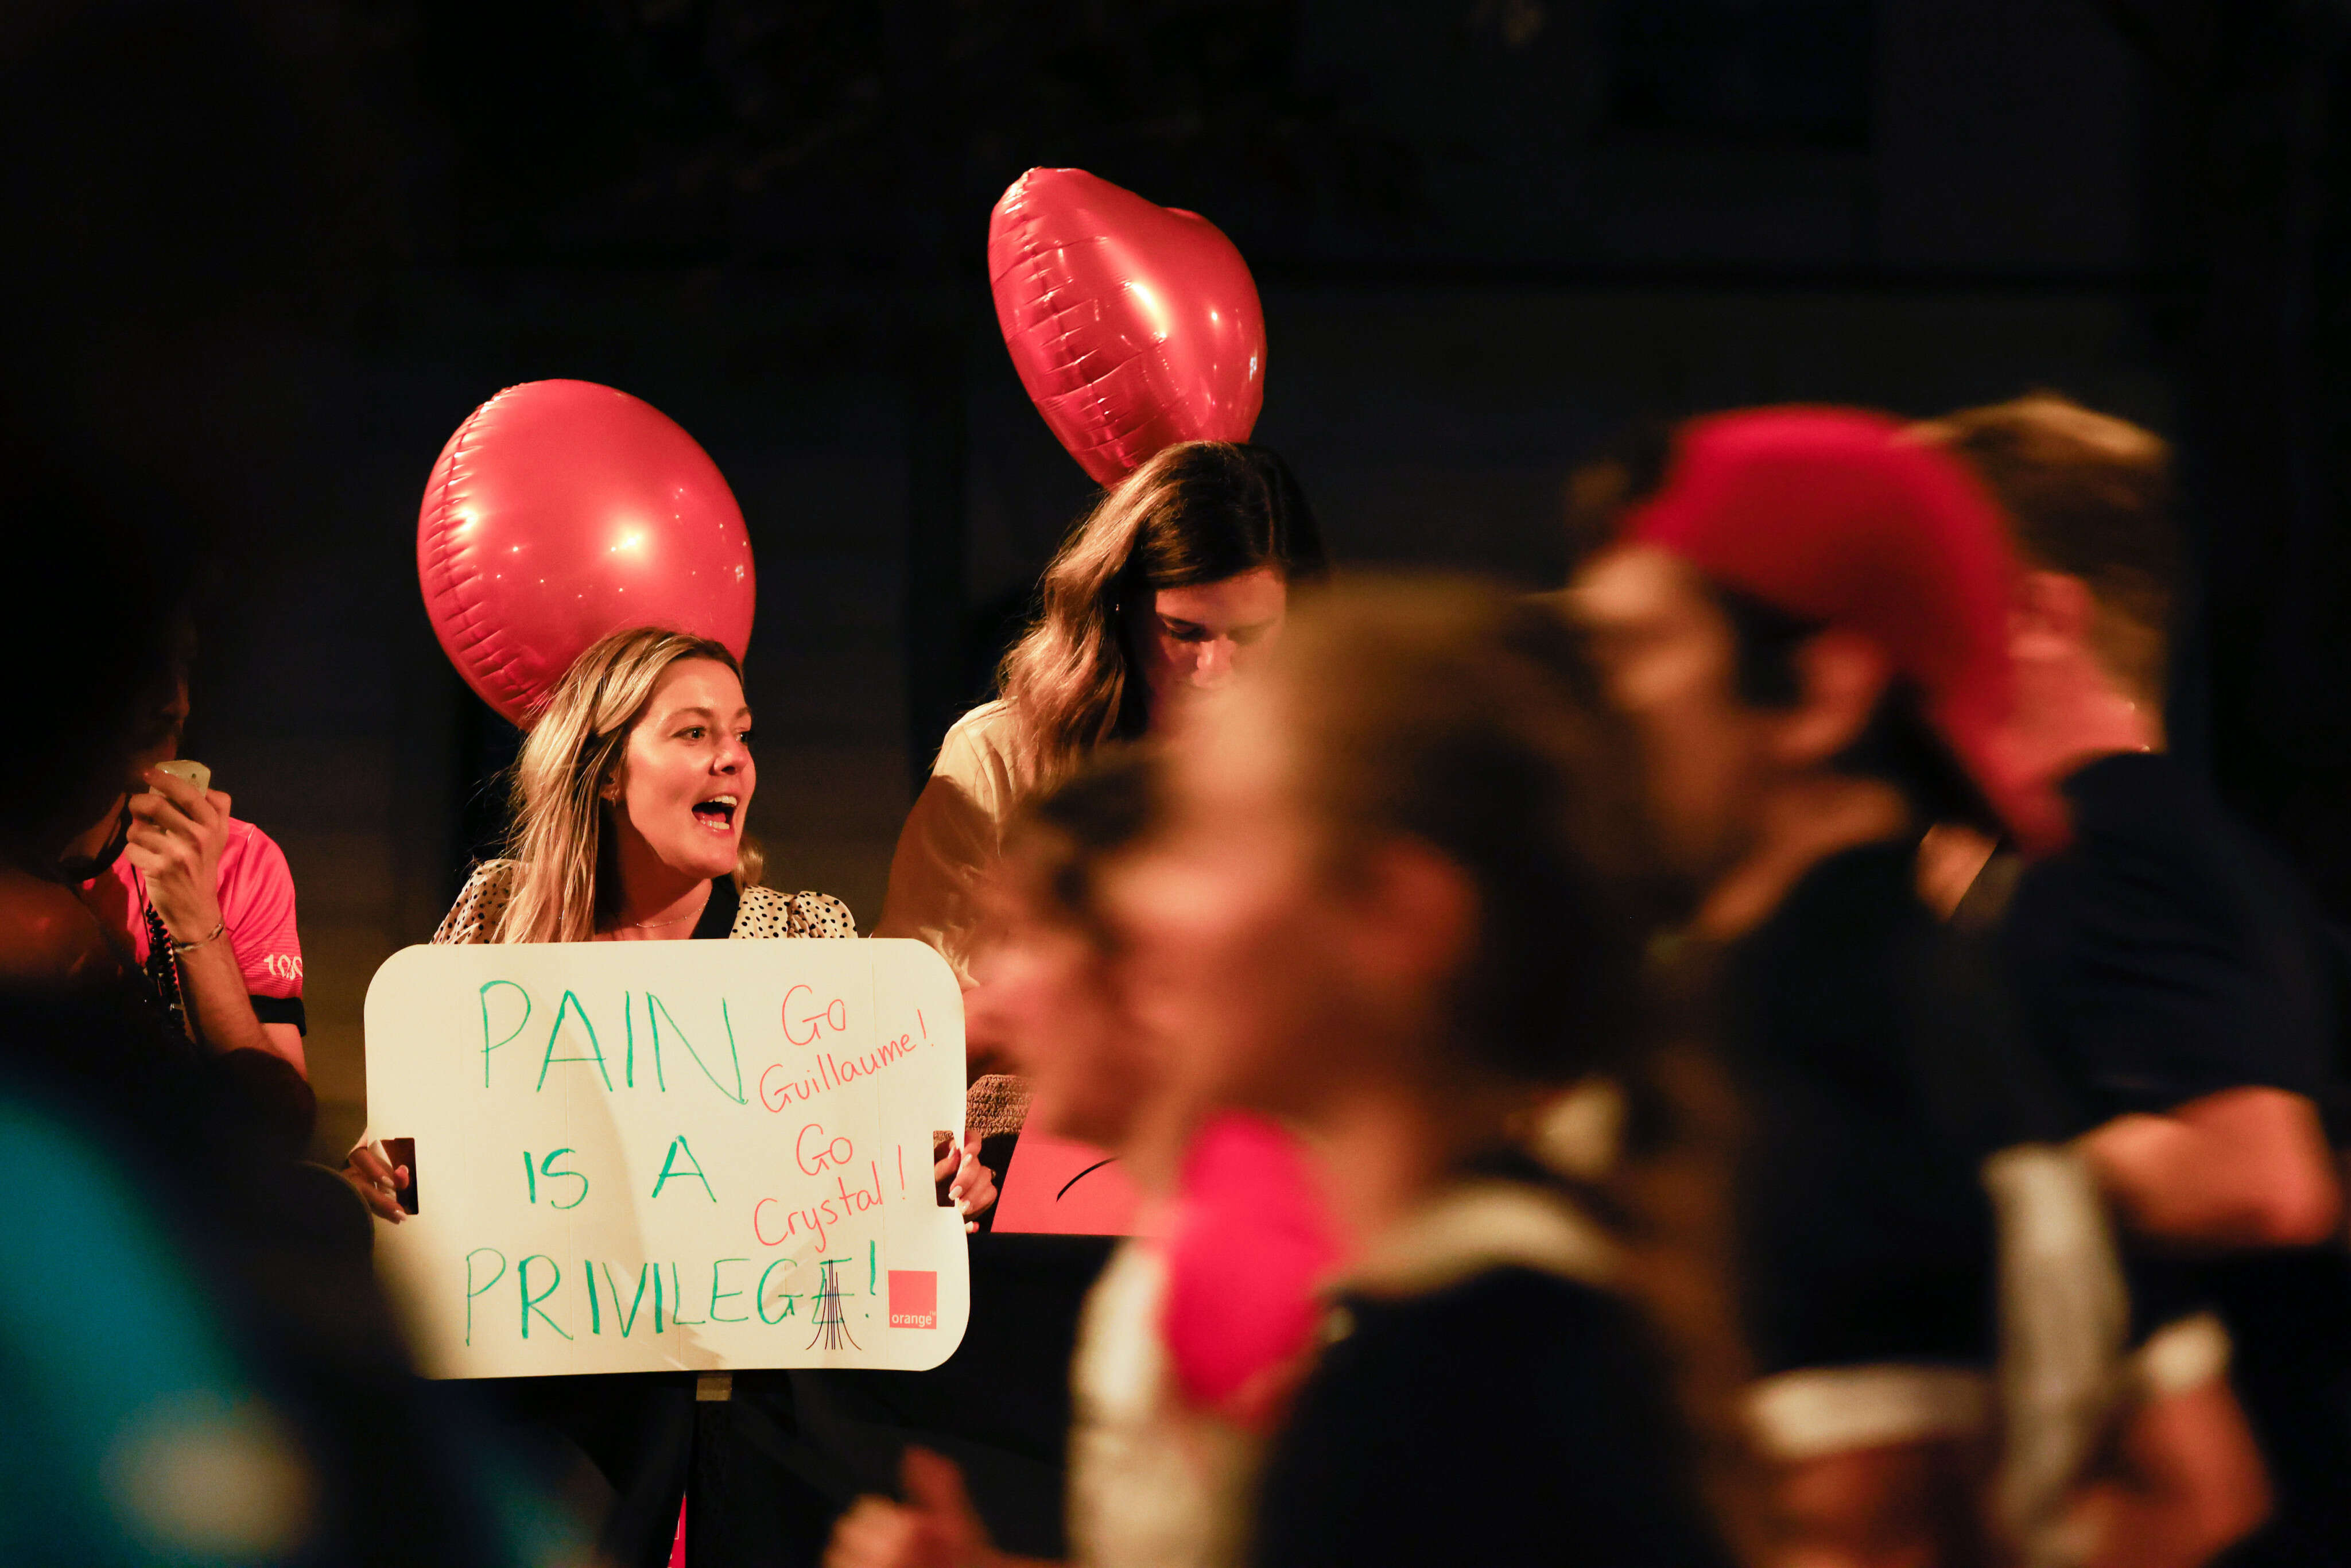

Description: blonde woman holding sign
[434,625,853,948]
[351,626,850,1215]
[355,626,994,1216]
[357,624,985,1568]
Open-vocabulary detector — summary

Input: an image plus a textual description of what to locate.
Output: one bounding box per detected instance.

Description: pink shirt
[83,817,305,1002]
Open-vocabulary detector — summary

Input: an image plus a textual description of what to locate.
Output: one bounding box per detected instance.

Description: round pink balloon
[416,380,755,727]
[989,167,1267,486]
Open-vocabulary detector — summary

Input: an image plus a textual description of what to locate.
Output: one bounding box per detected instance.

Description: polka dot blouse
[432,859,857,944]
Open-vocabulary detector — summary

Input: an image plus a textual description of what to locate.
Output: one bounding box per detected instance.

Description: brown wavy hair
[995,441,1325,791]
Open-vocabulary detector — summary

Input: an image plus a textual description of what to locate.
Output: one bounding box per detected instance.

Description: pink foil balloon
[989,167,1267,485]
[416,380,755,727]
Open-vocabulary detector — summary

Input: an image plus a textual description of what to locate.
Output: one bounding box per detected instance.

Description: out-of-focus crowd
[7,395,2348,1568]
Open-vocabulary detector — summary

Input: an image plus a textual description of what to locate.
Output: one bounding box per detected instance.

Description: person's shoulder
[1784,839,1933,938]
[932,701,1027,790]
[1309,1268,1628,1441]
[2065,748,2201,817]
[458,858,522,894]
[2057,752,2239,878]
[1267,1263,1724,1568]
[1318,1175,1636,1398]
[1337,1264,1636,1377]
[1737,839,1926,999]
[0,870,123,989]
[732,884,858,940]
[790,890,858,938]
[1072,1239,1170,1418]
[433,859,521,945]
[2026,751,2282,938]
[942,698,1017,747]
[216,817,292,883]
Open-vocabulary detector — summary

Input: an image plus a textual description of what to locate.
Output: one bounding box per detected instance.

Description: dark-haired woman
[876,440,1324,998]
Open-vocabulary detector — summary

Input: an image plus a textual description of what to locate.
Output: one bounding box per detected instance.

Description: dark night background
[3,0,2344,1155]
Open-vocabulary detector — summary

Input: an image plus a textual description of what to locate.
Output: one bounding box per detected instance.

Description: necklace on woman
[609,875,713,936]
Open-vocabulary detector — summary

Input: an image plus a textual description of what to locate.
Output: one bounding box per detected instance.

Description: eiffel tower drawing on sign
[807,1258,862,1352]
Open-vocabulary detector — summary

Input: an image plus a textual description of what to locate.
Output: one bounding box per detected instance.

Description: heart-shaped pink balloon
[416,380,755,728]
[988,168,1267,486]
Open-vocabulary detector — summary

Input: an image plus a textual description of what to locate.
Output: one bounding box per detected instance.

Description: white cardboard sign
[362,938,969,1378]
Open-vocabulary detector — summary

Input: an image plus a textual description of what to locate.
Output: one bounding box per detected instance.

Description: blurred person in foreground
[1570,407,2267,1568]
[1109,577,1741,1567]
[828,749,1345,1568]
[0,430,584,1567]
[1923,394,2351,1566]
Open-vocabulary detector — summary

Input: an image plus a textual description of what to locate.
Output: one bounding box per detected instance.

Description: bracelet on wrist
[169,920,227,956]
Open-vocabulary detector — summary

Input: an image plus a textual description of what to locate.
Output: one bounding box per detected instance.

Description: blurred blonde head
[492,627,761,943]
[1914,392,2178,703]
[1228,576,1662,1086]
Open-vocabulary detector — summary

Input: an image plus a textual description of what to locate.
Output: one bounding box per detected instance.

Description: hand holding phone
[129,759,228,938]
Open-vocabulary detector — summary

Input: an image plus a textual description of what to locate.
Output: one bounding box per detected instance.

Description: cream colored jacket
[875,701,1031,984]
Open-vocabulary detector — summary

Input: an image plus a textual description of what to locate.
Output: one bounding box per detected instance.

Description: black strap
[250,994,308,1035]
[692,876,740,940]
[1951,847,2026,932]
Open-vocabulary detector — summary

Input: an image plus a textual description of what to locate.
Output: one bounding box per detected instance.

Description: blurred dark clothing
[2000,751,2351,1566]
[1717,837,2064,1377]
[479,1371,699,1567]
[519,1234,1111,1568]
[1251,1154,1731,1568]
[2005,754,2337,1117]
[0,984,581,1566]
[0,961,316,1210]
[779,1233,1120,1561]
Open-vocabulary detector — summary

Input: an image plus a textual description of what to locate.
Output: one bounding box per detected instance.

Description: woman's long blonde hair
[995,440,1324,791]
[490,626,762,943]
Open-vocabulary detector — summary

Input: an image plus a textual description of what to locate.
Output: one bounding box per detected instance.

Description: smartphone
[933,1130,956,1206]
[383,1136,418,1215]
[151,759,211,794]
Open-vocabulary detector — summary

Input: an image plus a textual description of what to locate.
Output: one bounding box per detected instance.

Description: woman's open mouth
[692,794,739,832]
